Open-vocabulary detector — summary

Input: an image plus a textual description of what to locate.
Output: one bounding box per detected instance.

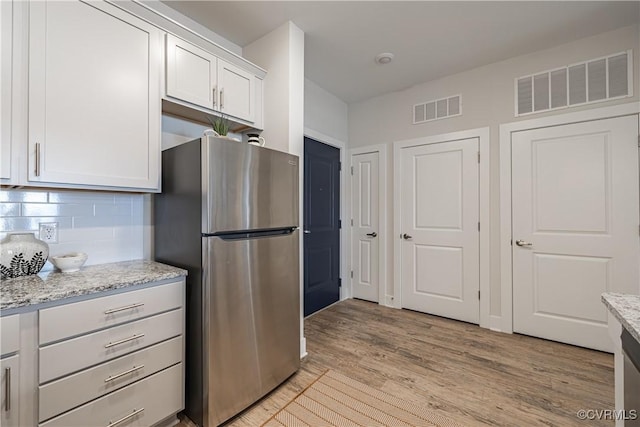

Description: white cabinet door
[0,355,19,427]
[218,59,255,123]
[28,0,161,191]
[166,34,217,111]
[0,0,12,180]
[512,115,639,352]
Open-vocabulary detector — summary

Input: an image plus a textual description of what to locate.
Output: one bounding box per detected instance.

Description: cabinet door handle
[104,365,145,383]
[104,333,145,348]
[220,88,224,109]
[212,87,217,107]
[35,143,41,177]
[107,408,145,427]
[104,302,144,315]
[4,367,10,412]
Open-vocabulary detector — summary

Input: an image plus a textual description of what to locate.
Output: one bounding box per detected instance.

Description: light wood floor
[180,299,614,426]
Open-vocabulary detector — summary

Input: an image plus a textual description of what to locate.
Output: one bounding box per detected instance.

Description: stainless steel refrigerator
[154,136,300,426]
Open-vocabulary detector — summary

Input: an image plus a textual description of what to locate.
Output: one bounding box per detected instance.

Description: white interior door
[512,115,639,352]
[400,138,480,324]
[351,152,380,302]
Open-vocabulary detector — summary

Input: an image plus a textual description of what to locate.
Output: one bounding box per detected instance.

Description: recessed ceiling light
[375,52,394,65]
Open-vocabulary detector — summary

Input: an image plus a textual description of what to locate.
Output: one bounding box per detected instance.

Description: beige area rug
[262,370,462,427]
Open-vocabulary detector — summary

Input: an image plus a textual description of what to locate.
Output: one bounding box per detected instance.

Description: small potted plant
[207,114,230,137]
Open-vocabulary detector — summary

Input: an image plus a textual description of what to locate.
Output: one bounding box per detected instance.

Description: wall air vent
[413,95,461,124]
[515,50,632,116]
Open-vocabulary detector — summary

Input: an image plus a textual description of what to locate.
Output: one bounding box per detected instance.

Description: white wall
[0,188,145,269]
[348,24,640,317]
[304,78,349,143]
[243,21,305,155]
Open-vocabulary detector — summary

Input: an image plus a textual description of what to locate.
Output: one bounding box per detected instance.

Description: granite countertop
[602,292,640,343]
[1,260,187,312]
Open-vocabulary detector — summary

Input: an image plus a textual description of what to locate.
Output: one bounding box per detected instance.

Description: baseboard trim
[489,315,504,332]
[300,337,307,359]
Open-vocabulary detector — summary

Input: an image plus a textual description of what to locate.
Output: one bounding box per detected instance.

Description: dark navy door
[304,137,340,316]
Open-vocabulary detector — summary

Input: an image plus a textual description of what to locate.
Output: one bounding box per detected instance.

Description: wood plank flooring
[180,299,614,427]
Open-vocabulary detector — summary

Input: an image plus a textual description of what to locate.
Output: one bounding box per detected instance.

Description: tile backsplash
[0,189,145,269]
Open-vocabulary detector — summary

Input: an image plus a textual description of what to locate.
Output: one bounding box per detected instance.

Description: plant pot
[0,233,49,279]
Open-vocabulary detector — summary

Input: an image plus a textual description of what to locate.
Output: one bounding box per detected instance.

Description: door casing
[499,102,640,334]
[393,127,491,328]
[303,128,348,302]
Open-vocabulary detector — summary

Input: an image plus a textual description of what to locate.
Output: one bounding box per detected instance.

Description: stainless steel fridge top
[200,136,299,234]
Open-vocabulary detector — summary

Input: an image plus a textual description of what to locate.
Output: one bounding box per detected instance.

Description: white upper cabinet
[1,1,12,180]
[28,1,162,191]
[218,59,255,123]
[165,34,259,125]
[166,34,217,111]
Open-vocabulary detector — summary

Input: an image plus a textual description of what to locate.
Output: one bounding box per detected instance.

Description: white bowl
[50,252,88,273]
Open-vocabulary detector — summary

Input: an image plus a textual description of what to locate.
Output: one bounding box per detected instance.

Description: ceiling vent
[516,50,632,116]
[413,95,461,124]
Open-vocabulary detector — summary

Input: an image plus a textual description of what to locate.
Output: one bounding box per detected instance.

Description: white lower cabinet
[39,337,182,422]
[0,355,20,427]
[40,364,183,427]
[38,280,185,427]
[0,314,20,427]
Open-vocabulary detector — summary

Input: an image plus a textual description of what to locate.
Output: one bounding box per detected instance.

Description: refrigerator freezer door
[203,230,300,426]
[203,136,299,234]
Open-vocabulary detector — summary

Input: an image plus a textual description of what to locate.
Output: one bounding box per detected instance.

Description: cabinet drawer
[39,281,183,345]
[40,363,183,427]
[0,315,19,356]
[39,336,182,422]
[40,309,183,383]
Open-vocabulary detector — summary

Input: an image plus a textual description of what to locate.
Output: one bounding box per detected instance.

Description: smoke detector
[375,52,394,65]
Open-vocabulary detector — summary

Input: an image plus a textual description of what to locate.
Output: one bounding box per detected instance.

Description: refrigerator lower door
[203,229,300,426]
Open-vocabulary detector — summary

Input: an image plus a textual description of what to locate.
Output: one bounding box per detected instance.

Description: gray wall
[348,24,640,317]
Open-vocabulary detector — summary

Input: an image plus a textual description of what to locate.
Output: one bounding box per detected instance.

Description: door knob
[515,240,532,247]
[303,230,311,234]
[402,233,412,240]
[366,232,377,238]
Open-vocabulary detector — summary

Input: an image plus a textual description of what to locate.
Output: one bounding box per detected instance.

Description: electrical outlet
[39,222,59,244]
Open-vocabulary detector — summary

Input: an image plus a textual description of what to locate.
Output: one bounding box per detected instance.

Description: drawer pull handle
[105,333,145,349]
[104,365,145,383]
[107,407,145,427]
[104,303,144,315]
[4,367,10,412]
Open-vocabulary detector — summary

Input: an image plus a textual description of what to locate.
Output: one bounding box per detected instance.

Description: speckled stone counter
[1,260,187,313]
[602,292,640,343]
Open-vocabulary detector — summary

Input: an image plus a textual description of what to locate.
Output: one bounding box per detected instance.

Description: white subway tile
[58,226,113,243]
[3,189,145,265]
[0,203,21,217]
[0,217,72,233]
[0,189,48,203]
[93,203,133,217]
[22,203,93,217]
[48,191,115,204]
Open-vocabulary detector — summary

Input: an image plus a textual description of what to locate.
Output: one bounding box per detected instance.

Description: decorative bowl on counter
[50,252,88,273]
